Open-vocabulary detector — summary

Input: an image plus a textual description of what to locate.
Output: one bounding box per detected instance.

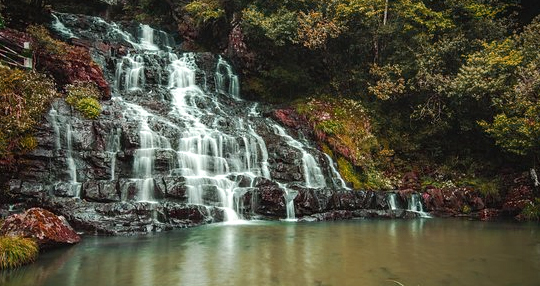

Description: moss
[74,97,101,119]
[337,156,362,189]
[65,82,102,119]
[321,143,334,158]
[0,236,39,269]
[18,135,37,152]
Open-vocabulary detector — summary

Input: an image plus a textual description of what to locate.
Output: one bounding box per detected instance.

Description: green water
[1,219,539,286]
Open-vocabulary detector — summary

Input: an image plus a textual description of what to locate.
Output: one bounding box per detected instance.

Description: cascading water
[407,193,431,218]
[49,107,81,198]
[215,56,240,99]
[387,193,398,210]
[272,124,326,188]
[106,127,121,181]
[47,13,351,223]
[323,153,350,190]
[51,14,77,39]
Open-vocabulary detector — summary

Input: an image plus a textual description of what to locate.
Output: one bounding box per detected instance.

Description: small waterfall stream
[49,107,81,198]
[407,193,431,218]
[387,193,398,211]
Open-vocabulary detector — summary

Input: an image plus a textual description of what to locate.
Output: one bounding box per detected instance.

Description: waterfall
[272,124,326,188]
[47,13,356,223]
[49,107,81,198]
[279,183,298,221]
[106,127,121,181]
[51,14,77,39]
[387,193,398,210]
[215,56,240,99]
[407,193,431,218]
[140,24,159,51]
[323,154,350,189]
[116,53,145,91]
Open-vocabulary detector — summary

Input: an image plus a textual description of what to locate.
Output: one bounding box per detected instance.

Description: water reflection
[1,220,539,286]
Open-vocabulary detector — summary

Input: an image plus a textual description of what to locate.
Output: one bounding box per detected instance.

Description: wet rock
[328,190,361,210]
[0,208,80,249]
[82,180,120,202]
[164,203,213,226]
[163,176,188,201]
[53,182,79,197]
[118,179,138,201]
[252,179,286,217]
[292,187,322,216]
[352,209,393,218]
[299,210,353,222]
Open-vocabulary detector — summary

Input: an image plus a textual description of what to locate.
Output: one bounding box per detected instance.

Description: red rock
[0,208,80,249]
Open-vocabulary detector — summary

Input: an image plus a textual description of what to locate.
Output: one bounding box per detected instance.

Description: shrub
[26,25,67,56]
[0,236,39,269]
[185,0,224,24]
[0,65,59,166]
[65,82,102,119]
[521,198,540,221]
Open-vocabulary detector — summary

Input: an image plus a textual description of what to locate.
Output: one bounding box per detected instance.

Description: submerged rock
[0,208,80,249]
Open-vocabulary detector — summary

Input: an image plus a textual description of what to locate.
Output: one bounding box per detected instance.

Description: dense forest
[0,0,539,220]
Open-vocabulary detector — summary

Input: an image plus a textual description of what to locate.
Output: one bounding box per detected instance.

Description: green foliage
[520,198,540,221]
[450,39,522,100]
[0,65,58,163]
[65,82,102,119]
[296,96,378,167]
[368,64,405,100]
[337,156,362,189]
[185,0,225,24]
[462,177,501,197]
[26,25,67,56]
[242,6,299,46]
[0,236,39,269]
[316,120,342,135]
[0,13,4,29]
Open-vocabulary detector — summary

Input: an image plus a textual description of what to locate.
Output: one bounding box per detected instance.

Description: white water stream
[50,15,349,221]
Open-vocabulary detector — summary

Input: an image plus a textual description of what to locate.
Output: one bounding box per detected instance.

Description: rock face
[0,208,80,249]
[6,13,380,234]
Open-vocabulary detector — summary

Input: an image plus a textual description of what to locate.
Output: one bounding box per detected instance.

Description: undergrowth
[0,236,39,269]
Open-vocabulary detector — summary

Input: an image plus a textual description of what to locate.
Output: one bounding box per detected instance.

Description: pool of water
[1,219,539,286]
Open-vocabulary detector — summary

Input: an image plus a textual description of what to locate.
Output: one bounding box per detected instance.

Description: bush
[0,65,59,166]
[521,198,540,221]
[65,82,102,119]
[0,236,39,269]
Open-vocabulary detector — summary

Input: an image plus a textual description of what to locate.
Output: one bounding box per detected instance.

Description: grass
[0,236,39,269]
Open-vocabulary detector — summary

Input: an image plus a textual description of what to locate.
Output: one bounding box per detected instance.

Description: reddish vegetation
[503,185,534,214]
[273,108,307,129]
[0,208,80,249]
[0,27,110,99]
[35,44,111,99]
